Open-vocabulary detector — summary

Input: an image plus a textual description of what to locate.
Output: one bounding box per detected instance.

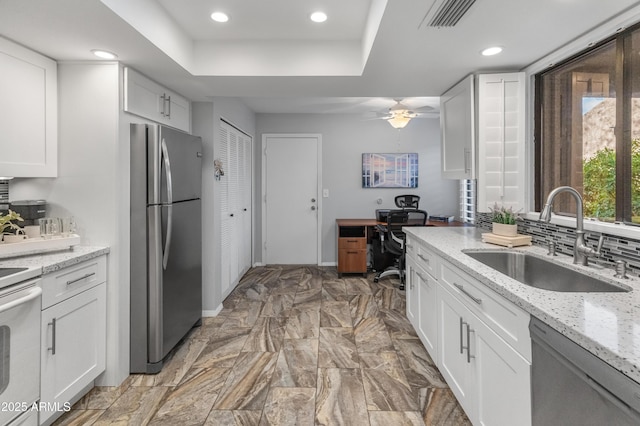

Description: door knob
[311,198,316,203]
[311,206,316,211]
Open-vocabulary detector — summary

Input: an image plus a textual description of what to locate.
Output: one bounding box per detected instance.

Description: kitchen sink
[463,250,629,293]
[0,267,28,279]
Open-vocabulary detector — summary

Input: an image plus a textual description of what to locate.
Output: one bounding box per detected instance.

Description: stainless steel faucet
[539,186,603,266]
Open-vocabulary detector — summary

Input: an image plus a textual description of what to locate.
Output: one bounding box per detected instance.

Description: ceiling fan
[371,99,438,129]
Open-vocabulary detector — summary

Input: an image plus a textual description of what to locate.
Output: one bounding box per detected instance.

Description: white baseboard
[321,261,336,267]
[202,304,223,317]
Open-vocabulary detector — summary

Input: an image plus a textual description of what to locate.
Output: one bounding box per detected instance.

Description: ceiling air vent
[421,0,477,28]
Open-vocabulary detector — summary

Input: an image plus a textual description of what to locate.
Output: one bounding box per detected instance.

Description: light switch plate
[323,189,329,198]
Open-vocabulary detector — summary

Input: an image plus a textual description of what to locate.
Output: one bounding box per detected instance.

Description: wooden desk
[335,218,467,277]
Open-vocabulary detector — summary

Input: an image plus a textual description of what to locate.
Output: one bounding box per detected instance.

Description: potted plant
[0,210,25,242]
[489,203,520,236]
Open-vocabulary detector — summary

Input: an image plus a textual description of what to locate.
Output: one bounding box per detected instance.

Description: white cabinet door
[40,283,106,425]
[417,267,438,361]
[437,284,474,414]
[0,37,57,177]
[476,72,526,213]
[440,75,474,179]
[474,316,531,426]
[124,67,190,132]
[405,260,420,328]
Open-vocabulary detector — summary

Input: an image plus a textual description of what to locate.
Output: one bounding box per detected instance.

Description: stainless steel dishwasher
[530,317,640,425]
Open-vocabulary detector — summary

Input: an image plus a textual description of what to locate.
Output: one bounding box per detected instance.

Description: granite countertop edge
[404,226,640,384]
[0,246,110,274]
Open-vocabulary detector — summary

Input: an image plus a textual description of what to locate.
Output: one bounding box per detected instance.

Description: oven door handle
[0,286,42,314]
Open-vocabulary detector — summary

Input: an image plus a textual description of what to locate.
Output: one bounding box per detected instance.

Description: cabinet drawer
[439,260,530,359]
[338,248,367,273]
[406,236,437,276]
[41,255,107,309]
[338,237,366,249]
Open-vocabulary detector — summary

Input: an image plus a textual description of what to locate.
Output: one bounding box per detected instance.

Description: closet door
[219,124,232,297]
[239,134,253,274]
[218,121,252,298]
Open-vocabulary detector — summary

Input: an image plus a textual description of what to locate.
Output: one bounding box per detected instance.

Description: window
[460,179,475,224]
[535,25,640,225]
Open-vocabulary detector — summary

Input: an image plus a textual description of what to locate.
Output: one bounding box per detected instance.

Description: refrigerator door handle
[161,138,174,269]
[163,205,173,270]
[161,138,174,204]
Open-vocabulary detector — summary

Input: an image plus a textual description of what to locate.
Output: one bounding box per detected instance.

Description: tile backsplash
[476,213,640,277]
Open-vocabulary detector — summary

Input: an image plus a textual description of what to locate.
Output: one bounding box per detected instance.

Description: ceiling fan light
[388,116,411,129]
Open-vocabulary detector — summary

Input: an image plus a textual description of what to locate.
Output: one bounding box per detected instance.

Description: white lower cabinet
[438,283,531,425]
[405,261,420,328]
[409,262,438,359]
[405,237,531,426]
[39,256,107,425]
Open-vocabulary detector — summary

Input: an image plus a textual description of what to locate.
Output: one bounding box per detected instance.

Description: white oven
[0,278,41,426]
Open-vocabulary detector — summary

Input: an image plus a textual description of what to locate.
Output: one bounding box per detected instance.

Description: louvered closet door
[219,123,232,297]
[219,120,253,298]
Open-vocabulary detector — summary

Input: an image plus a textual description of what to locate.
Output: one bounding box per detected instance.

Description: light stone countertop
[0,246,110,288]
[404,226,640,384]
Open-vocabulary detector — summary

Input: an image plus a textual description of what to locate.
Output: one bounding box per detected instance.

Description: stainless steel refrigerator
[130,123,203,374]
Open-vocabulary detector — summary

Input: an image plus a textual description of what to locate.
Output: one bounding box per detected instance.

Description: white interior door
[263,134,321,265]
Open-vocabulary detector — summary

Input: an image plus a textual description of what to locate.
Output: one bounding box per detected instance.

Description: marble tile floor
[55,266,470,426]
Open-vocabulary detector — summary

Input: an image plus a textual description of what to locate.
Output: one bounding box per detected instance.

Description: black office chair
[374,209,428,289]
[395,194,420,210]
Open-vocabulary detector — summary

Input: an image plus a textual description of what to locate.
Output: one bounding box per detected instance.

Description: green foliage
[0,210,24,234]
[489,203,520,224]
[583,139,640,223]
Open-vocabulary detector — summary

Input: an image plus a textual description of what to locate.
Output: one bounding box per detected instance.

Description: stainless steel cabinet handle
[66,272,95,286]
[166,95,171,118]
[453,283,482,304]
[48,318,56,355]
[417,253,430,263]
[466,323,475,363]
[459,317,464,354]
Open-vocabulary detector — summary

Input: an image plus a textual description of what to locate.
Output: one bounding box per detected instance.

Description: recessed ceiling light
[211,12,229,23]
[481,46,503,56]
[91,49,118,60]
[310,11,328,23]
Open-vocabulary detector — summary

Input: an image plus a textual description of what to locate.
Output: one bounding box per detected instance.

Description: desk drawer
[41,255,107,309]
[339,237,366,249]
[338,248,367,273]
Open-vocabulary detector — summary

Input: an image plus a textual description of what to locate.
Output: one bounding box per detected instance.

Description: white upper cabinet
[440,75,475,180]
[476,72,526,212]
[124,67,190,132]
[0,37,57,177]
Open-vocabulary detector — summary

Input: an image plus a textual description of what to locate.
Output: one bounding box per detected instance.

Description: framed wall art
[362,153,418,188]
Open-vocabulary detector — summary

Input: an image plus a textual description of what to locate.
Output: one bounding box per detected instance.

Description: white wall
[10,62,129,386]
[193,98,256,315]
[255,113,458,264]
